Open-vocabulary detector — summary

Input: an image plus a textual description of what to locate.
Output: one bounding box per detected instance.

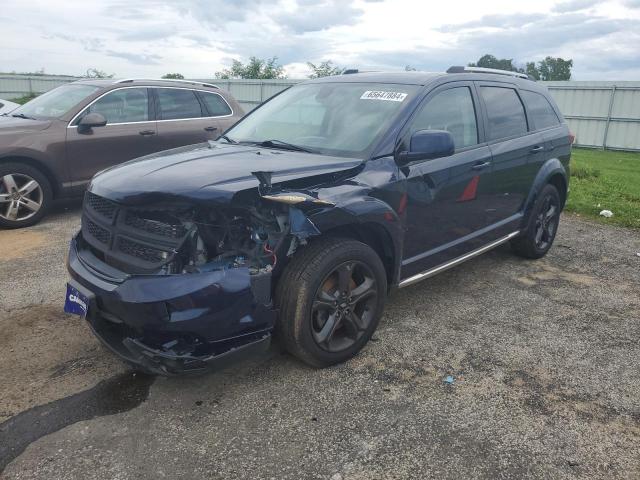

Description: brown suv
[0,78,244,228]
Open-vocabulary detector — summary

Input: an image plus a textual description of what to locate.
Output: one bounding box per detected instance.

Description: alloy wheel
[311,260,379,353]
[534,194,559,250]
[0,173,44,222]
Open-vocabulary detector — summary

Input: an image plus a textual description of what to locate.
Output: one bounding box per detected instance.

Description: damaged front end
[68,185,323,375]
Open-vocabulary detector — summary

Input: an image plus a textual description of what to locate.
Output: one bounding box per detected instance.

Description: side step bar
[398,231,520,288]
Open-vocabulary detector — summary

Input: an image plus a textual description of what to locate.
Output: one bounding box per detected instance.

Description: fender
[307,195,405,285]
[0,150,64,196]
[521,157,568,229]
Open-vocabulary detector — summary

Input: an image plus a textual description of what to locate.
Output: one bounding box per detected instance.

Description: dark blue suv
[65,67,571,374]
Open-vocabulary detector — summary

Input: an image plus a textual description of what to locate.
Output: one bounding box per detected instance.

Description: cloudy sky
[2,0,640,79]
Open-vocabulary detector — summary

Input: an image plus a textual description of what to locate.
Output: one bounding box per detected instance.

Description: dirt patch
[0,304,126,422]
[0,229,47,261]
[517,262,598,287]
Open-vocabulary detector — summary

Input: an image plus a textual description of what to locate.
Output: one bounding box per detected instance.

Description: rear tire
[0,162,52,229]
[275,237,387,368]
[511,183,561,259]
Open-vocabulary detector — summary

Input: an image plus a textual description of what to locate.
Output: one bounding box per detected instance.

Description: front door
[66,87,157,189]
[399,83,499,279]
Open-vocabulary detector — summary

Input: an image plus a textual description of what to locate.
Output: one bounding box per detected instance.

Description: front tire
[275,237,387,368]
[511,183,561,259]
[0,163,52,229]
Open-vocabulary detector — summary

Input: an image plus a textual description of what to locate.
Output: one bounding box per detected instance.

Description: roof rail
[446,66,534,80]
[114,78,220,89]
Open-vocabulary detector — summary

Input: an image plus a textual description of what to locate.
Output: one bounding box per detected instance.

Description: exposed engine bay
[162,203,292,276]
[80,188,323,280]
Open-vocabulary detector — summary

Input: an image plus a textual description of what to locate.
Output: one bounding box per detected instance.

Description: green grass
[11,94,39,105]
[566,148,640,228]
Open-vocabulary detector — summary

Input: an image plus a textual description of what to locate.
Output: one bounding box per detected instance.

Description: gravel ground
[0,203,638,480]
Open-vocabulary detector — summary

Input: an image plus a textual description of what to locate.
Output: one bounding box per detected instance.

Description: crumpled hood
[90,142,363,205]
[0,115,52,133]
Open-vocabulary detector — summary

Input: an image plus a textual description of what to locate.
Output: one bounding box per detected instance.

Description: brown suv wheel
[0,163,52,228]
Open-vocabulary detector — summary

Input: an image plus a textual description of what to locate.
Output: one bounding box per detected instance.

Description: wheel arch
[0,155,62,197]
[522,158,568,227]
[547,172,568,208]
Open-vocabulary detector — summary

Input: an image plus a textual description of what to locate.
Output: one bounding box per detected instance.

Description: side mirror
[395,129,455,166]
[78,112,107,131]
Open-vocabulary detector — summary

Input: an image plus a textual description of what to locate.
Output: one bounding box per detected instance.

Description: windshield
[12,84,100,119]
[225,82,419,158]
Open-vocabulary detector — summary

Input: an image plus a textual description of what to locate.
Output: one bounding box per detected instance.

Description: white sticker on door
[360,91,408,102]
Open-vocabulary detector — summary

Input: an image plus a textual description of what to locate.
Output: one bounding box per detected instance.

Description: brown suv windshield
[12,84,100,119]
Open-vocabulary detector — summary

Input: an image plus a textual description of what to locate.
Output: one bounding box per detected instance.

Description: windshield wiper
[255,139,317,154]
[219,134,237,144]
[11,113,37,120]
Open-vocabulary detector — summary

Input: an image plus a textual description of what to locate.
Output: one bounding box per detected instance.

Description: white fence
[545,81,640,152]
[2,74,639,152]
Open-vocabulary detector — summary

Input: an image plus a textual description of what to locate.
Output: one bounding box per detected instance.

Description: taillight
[568,131,576,145]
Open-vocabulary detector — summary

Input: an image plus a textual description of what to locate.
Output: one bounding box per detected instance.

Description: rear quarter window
[480,86,528,141]
[521,90,560,130]
[200,92,232,116]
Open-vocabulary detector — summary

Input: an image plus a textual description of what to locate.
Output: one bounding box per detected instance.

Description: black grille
[85,192,118,220]
[85,218,111,245]
[81,193,190,273]
[117,237,170,264]
[124,211,187,239]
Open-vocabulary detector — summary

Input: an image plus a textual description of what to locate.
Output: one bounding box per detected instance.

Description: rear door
[400,82,499,278]
[65,87,158,188]
[476,82,545,223]
[154,87,221,149]
[520,89,568,169]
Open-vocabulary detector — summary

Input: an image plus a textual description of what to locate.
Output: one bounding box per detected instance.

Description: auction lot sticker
[360,91,408,102]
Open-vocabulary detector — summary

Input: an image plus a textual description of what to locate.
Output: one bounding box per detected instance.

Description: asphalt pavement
[0,202,638,479]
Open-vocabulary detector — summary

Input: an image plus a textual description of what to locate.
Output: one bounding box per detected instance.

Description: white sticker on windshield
[360,91,408,102]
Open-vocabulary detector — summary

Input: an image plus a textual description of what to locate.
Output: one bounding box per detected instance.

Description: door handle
[204,126,218,132]
[139,130,155,136]
[530,145,545,153]
[471,161,491,170]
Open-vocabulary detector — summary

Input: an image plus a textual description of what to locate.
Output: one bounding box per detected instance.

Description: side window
[409,87,478,150]
[86,88,149,124]
[521,90,560,130]
[157,88,203,120]
[200,92,232,116]
[480,86,528,141]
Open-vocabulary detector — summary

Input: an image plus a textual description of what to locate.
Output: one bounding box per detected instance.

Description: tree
[536,57,573,81]
[404,65,417,71]
[85,68,114,79]
[469,54,522,72]
[162,73,185,79]
[525,62,540,80]
[214,57,286,79]
[307,60,344,78]
[469,54,573,80]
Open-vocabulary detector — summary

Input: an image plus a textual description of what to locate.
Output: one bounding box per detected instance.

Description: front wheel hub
[310,260,378,353]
